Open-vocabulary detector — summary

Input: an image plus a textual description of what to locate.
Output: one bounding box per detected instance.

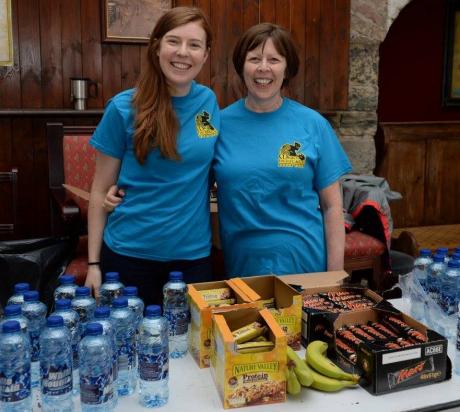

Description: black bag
[0,236,78,312]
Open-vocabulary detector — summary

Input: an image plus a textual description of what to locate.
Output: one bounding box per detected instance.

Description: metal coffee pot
[70,78,98,110]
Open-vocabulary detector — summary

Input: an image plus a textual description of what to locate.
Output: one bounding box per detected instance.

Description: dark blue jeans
[100,242,212,306]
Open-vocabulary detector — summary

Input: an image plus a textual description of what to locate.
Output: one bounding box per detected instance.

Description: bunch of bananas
[286,340,360,395]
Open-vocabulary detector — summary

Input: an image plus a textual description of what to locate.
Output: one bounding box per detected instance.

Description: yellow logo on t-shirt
[278,142,306,168]
[195,111,218,138]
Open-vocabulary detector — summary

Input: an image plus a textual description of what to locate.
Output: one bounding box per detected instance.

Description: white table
[33,300,460,412]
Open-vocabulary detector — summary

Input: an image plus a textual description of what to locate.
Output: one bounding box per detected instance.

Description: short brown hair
[232,23,299,89]
[133,7,212,163]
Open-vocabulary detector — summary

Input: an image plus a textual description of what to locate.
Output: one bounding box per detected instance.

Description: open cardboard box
[330,305,449,395]
[210,307,287,409]
[188,280,258,368]
[229,275,302,350]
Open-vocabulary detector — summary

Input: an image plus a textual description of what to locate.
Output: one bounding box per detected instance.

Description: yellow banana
[303,360,358,392]
[306,340,360,382]
[286,366,301,395]
[287,346,314,387]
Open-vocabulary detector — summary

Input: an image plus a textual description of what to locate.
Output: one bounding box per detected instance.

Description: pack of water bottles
[399,246,460,342]
[0,269,191,410]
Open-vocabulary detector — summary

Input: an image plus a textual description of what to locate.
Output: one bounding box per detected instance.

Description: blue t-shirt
[90,82,220,261]
[213,98,351,277]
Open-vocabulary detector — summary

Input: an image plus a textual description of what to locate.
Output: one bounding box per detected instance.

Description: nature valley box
[188,280,258,368]
[210,307,287,409]
[229,275,302,350]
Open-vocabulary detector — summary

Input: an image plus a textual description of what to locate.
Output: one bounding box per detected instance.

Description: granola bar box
[188,280,259,368]
[229,275,302,350]
[331,306,449,395]
[210,307,287,409]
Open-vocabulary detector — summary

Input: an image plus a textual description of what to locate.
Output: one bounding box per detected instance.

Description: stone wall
[334,0,412,174]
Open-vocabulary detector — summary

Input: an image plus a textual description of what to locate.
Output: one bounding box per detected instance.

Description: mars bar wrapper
[387,356,435,389]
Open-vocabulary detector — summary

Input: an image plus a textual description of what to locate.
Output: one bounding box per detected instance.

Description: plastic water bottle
[22,290,47,388]
[99,272,124,307]
[413,249,432,290]
[410,249,432,321]
[426,254,446,305]
[71,286,96,333]
[94,307,118,409]
[111,297,136,396]
[54,274,78,302]
[51,299,81,395]
[1,304,29,335]
[163,271,189,359]
[440,260,460,340]
[6,282,30,306]
[123,286,145,334]
[455,301,460,375]
[138,305,169,408]
[39,315,74,411]
[0,320,32,412]
[79,323,115,412]
[436,247,450,263]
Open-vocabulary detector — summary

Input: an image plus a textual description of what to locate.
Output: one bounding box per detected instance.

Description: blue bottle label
[41,364,72,395]
[112,357,118,381]
[80,373,113,405]
[30,333,40,362]
[164,310,189,336]
[0,368,31,402]
[139,351,169,381]
[72,343,79,369]
[118,339,135,371]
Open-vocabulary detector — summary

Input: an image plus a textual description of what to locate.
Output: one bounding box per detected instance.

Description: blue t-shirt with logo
[214,98,351,277]
[90,81,220,261]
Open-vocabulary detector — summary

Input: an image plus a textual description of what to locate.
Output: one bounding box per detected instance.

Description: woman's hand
[103,185,125,213]
[85,265,102,302]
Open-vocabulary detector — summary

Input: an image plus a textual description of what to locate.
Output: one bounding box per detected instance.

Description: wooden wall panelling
[318,0,335,109]
[290,0,306,103]
[121,46,141,90]
[0,0,21,108]
[275,0,291,29]
[61,0,82,109]
[40,0,63,108]
[194,0,211,87]
[242,0,259,30]
[333,0,350,108]
[0,119,14,229]
[260,0,275,23]
[227,0,244,102]
[102,44,122,102]
[18,0,42,108]
[81,0,103,108]
[305,0,321,108]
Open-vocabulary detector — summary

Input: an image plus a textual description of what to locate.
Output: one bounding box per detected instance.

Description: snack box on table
[229,275,303,350]
[188,280,259,368]
[282,270,382,346]
[210,307,287,409]
[328,305,449,395]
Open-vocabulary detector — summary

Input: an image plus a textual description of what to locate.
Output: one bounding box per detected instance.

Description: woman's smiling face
[158,21,209,96]
[243,38,287,111]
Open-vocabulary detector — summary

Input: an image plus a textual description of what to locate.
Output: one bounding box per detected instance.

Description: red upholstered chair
[344,230,386,291]
[47,123,97,285]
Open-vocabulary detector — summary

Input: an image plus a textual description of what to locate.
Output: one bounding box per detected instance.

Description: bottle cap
[60,274,76,285]
[112,297,128,308]
[169,271,183,281]
[55,299,72,310]
[432,253,445,263]
[123,286,138,296]
[75,287,90,297]
[436,247,449,256]
[419,249,432,257]
[145,305,161,317]
[452,252,460,261]
[94,307,111,319]
[448,259,460,269]
[4,304,22,316]
[2,320,20,333]
[105,272,120,282]
[23,290,39,302]
[47,315,64,327]
[85,322,103,336]
[14,282,30,293]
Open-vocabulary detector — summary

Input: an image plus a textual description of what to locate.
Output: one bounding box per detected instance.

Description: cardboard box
[229,275,303,350]
[188,280,258,368]
[210,307,287,409]
[331,306,448,395]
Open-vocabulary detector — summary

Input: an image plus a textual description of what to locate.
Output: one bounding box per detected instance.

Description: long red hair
[133,7,212,164]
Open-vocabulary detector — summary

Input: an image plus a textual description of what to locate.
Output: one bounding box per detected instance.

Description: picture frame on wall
[102,0,172,44]
[443,0,460,106]
[0,0,13,66]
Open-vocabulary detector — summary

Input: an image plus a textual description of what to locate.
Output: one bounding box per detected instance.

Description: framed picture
[102,0,172,44]
[0,0,13,66]
[443,0,460,106]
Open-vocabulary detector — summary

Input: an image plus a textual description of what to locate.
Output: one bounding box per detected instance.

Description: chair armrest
[50,187,81,223]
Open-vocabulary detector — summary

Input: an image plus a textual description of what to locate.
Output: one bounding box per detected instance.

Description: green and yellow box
[188,280,258,368]
[210,307,287,409]
[229,275,302,350]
